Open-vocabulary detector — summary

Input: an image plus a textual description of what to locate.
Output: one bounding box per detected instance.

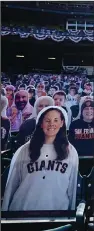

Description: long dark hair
[29,108,69,162]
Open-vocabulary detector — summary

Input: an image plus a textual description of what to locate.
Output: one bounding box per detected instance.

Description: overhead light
[16,55,24,58]
[48,57,56,60]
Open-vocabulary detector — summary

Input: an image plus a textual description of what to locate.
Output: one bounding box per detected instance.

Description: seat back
[7,135,19,153]
[79,157,94,176]
[86,166,94,217]
[1,149,12,159]
[1,157,11,174]
[76,172,86,207]
[1,149,12,173]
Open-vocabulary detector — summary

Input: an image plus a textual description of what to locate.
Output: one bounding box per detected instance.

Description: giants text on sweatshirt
[2,141,78,211]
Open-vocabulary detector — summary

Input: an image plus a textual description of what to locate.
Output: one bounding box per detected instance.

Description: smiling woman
[41,110,64,144]
[2,106,78,211]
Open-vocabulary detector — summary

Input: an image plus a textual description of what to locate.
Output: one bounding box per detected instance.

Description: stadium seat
[85,167,94,229]
[76,166,94,231]
[79,157,94,176]
[1,157,11,175]
[76,172,85,206]
[7,136,19,153]
[11,131,19,136]
[1,149,12,174]
[87,223,94,231]
[76,172,86,231]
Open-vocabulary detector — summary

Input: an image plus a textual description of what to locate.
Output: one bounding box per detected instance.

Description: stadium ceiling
[1,1,94,28]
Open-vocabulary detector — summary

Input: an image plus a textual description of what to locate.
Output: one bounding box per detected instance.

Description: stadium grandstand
[1,2,94,231]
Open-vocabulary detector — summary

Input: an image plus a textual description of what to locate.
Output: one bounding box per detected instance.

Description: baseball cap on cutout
[36,106,68,127]
[81,100,94,114]
[5,85,15,91]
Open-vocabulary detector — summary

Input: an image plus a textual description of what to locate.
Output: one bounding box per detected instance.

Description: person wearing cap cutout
[5,85,21,132]
[82,82,92,96]
[2,106,78,211]
[27,85,36,106]
[66,86,78,108]
[70,94,81,120]
[36,82,46,98]
[18,84,27,91]
[53,91,72,130]
[48,85,59,97]
[69,99,94,156]
[5,85,15,116]
[8,106,22,132]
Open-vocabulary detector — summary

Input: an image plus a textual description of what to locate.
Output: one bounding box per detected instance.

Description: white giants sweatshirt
[2,141,78,211]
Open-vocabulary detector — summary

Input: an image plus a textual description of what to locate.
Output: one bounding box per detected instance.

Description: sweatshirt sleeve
[2,148,22,211]
[67,145,79,210]
[6,145,23,186]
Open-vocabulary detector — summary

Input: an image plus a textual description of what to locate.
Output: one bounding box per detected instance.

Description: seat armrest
[76,201,86,231]
[88,223,94,231]
[76,201,86,218]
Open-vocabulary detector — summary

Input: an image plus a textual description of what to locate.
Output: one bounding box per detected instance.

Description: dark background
[1,1,94,73]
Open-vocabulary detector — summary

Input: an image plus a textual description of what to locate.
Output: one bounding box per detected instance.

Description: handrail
[79,156,94,159]
[1,218,76,223]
